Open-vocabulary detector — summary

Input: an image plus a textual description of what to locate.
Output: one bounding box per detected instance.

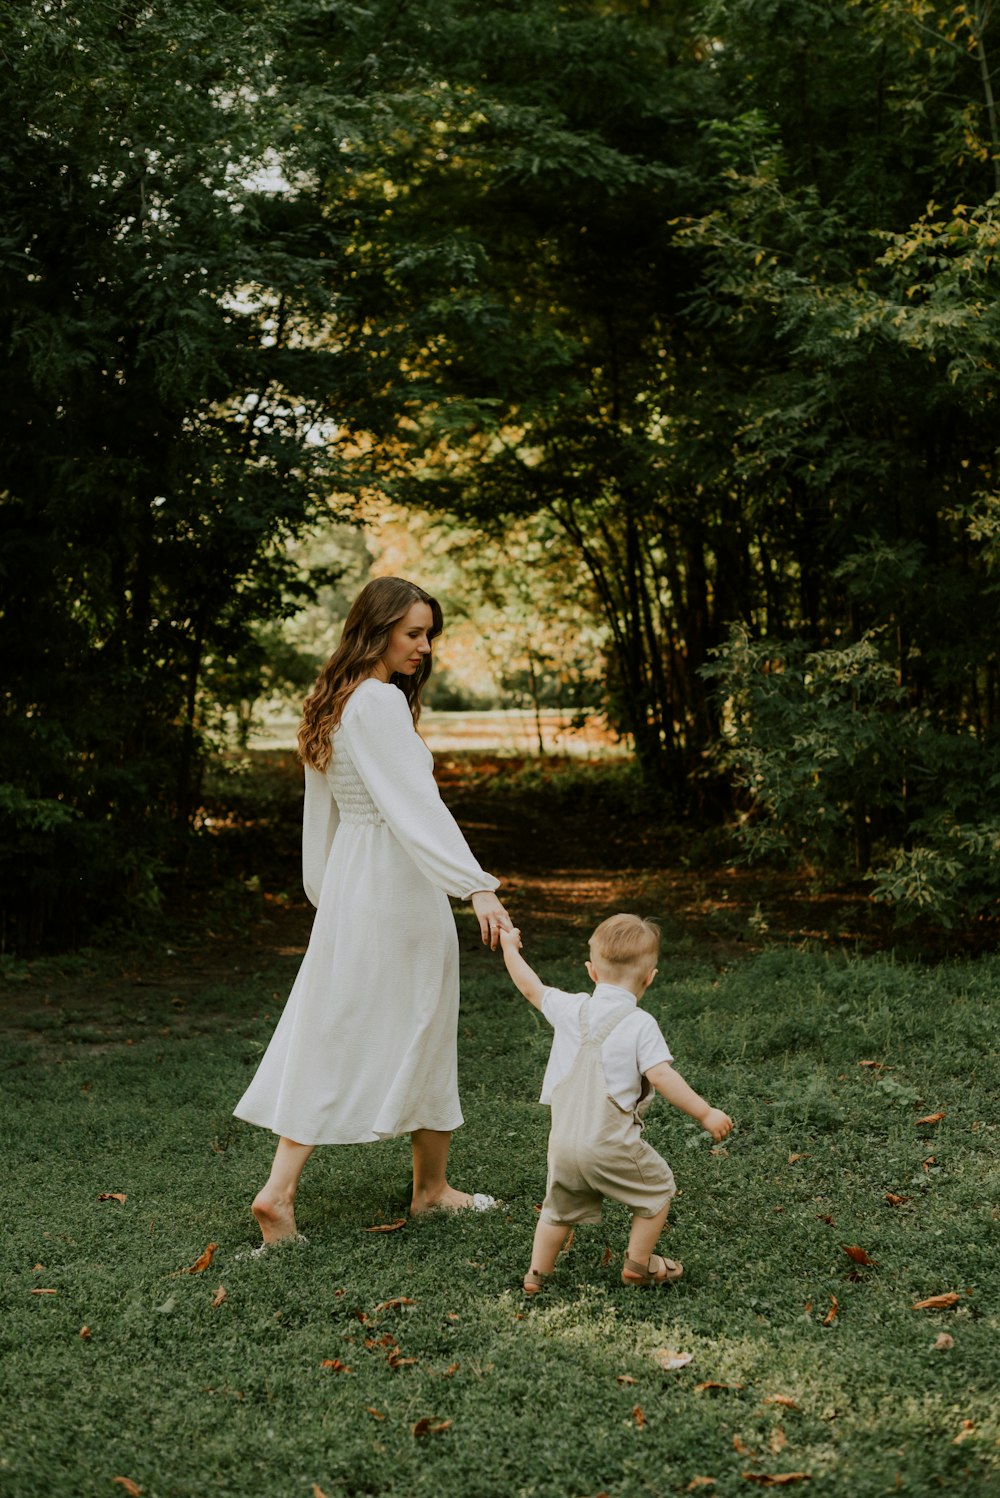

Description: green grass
[2,932,998,1497]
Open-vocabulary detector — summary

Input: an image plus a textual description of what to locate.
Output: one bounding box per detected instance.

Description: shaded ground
[0,749,917,1041]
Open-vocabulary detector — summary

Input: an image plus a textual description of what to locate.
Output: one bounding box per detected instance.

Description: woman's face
[378,600,435,679]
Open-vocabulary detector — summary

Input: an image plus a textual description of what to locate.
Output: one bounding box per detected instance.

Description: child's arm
[645,1061,733,1142]
[498,927,546,1010]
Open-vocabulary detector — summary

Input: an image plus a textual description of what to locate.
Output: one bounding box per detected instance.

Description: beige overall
[540,1001,676,1227]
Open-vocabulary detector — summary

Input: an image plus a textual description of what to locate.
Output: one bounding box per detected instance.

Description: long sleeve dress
[233,679,500,1145]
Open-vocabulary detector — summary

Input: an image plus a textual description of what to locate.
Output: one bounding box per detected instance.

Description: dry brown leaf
[763,1396,799,1410]
[211,1285,227,1309]
[33,1263,44,1271]
[79,1325,91,1339]
[353,1310,369,1324]
[632,1405,647,1429]
[841,1245,876,1267]
[387,1350,418,1369]
[30,1288,56,1295]
[916,1112,945,1125]
[815,1215,835,1226]
[858,1059,890,1069]
[770,1427,788,1456]
[911,1291,961,1310]
[373,1297,415,1311]
[732,1434,752,1455]
[312,1485,329,1498]
[687,1481,717,1492]
[112,1481,142,1497]
[562,1228,575,1253]
[364,1219,406,1234]
[653,1348,693,1370]
[741,1475,811,1487]
[377,1333,397,1348]
[802,1301,812,1316]
[953,1420,975,1445]
[822,1296,838,1326]
[366,1408,386,1421]
[179,1242,218,1275]
[98,1193,127,1204]
[885,1193,910,1207]
[411,1417,452,1437]
[445,1311,460,1321]
[442,1362,460,1378]
[319,1359,352,1373]
[695,1381,745,1393]
[601,1244,613,1267]
[933,1333,955,1350]
[616,1373,637,1386]
[921,1155,935,1172]
[787,1153,810,1164]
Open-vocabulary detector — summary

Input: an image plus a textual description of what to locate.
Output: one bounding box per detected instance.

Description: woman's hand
[470,891,513,950]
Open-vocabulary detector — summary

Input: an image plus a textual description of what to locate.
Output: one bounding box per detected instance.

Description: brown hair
[589,914,661,976]
[297,577,443,770]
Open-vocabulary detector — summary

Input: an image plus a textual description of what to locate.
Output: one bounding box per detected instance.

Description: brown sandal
[523,1270,552,1297]
[621,1253,684,1287]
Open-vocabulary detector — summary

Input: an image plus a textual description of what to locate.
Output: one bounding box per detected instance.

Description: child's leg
[524,1217,571,1291]
[252,1136,315,1244]
[623,1199,680,1284]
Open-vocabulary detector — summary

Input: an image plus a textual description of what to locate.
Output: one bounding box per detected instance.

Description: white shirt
[539,982,673,1111]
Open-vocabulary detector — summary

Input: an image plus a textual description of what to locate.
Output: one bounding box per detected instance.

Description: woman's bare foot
[252,1188,300,1245]
[410,1184,495,1215]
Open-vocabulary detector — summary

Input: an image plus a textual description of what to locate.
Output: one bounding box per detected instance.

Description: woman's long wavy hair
[298,577,443,771]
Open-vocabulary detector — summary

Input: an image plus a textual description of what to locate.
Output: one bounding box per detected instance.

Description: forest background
[4,0,1000,953]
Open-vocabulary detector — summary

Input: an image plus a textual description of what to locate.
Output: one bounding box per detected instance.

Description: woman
[234,577,511,1245]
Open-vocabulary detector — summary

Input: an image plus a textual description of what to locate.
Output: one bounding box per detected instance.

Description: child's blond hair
[589,913,661,980]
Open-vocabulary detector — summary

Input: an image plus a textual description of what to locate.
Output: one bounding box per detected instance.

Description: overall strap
[589,1003,636,1046]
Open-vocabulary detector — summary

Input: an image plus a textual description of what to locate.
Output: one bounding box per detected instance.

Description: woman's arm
[302,764,340,907]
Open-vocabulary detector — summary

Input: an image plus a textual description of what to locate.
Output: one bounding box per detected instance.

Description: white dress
[233,679,499,1145]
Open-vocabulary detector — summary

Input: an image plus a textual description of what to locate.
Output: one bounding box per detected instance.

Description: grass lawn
[2,922,998,1497]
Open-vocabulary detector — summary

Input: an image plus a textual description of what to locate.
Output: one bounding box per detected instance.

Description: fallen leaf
[387,1350,418,1369]
[632,1405,647,1428]
[366,1408,386,1421]
[921,1156,935,1172]
[653,1348,693,1370]
[353,1310,370,1323]
[211,1285,227,1309]
[695,1381,745,1392]
[601,1244,613,1267]
[933,1333,955,1350]
[178,1242,218,1275]
[98,1193,127,1204]
[445,1312,460,1321]
[787,1153,810,1164]
[815,1215,835,1226]
[953,1420,975,1445]
[916,1112,945,1125]
[822,1296,838,1326]
[732,1434,752,1455]
[320,1359,352,1373]
[770,1426,788,1456]
[442,1362,460,1377]
[764,1396,799,1409]
[687,1481,717,1492]
[112,1481,142,1497]
[802,1301,812,1316]
[885,1193,910,1207]
[312,1485,329,1498]
[373,1297,416,1312]
[30,1288,57,1295]
[33,1263,44,1272]
[365,1219,406,1233]
[709,1146,729,1156]
[411,1417,452,1437]
[80,1325,91,1339]
[911,1292,961,1310]
[562,1228,575,1253]
[858,1059,890,1069]
[741,1475,811,1487]
[841,1245,876,1267]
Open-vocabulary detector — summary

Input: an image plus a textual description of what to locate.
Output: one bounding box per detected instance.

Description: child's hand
[499,925,523,952]
[700,1107,733,1142]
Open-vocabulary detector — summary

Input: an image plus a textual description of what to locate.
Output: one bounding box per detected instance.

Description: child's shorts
[539,1135,676,1227]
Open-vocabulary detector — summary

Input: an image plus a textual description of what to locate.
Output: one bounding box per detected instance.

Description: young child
[499,914,732,1293]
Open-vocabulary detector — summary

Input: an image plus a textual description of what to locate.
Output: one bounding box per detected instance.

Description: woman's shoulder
[341,678,411,725]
